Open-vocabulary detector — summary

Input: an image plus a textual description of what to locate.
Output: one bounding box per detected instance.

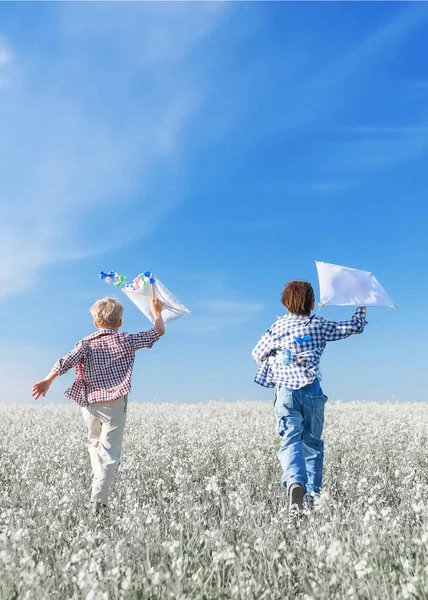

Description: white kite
[315,261,396,308]
[99,270,190,325]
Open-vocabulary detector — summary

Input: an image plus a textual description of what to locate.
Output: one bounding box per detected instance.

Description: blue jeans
[274,379,327,495]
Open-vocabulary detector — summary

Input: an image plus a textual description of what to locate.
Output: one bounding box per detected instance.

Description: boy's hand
[151,298,164,317]
[32,380,51,400]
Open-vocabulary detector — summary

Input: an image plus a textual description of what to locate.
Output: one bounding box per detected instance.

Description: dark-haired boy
[252,280,366,511]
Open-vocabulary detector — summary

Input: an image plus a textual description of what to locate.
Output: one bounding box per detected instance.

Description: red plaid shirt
[53,328,160,407]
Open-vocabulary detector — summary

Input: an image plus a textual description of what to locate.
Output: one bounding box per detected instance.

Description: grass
[1,401,428,599]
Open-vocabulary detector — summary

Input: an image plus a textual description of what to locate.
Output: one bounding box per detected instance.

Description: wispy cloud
[411,81,428,98]
[210,5,428,200]
[0,37,11,89]
[198,300,264,314]
[0,4,229,301]
[327,124,428,172]
[274,5,428,186]
[285,4,428,130]
[189,298,265,335]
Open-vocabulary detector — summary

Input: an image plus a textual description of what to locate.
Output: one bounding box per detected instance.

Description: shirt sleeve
[320,307,367,342]
[128,328,161,351]
[252,328,275,364]
[53,341,85,376]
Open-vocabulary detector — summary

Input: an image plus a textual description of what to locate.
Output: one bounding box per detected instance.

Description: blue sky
[1,2,428,404]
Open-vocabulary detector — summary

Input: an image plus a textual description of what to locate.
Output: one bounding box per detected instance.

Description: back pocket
[310,394,327,414]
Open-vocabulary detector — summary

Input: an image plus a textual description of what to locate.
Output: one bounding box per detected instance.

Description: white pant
[81,396,127,505]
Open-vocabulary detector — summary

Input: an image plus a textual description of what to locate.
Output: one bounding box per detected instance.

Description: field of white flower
[1,401,428,600]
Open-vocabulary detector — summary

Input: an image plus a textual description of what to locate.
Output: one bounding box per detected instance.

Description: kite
[315,261,396,308]
[99,270,190,325]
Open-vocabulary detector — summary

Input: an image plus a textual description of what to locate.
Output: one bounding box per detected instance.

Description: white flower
[401,582,418,599]
[326,541,342,565]
[354,558,372,579]
[205,476,220,494]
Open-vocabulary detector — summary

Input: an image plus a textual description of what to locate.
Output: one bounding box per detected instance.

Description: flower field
[1,401,428,600]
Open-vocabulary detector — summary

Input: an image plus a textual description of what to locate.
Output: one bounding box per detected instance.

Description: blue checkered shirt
[252,307,367,389]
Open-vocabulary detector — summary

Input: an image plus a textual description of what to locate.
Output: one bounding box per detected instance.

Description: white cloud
[286,4,428,130]
[0,37,11,88]
[200,300,264,313]
[0,41,9,66]
[328,125,428,172]
[243,5,428,193]
[0,3,229,301]
[411,81,428,98]
[281,6,428,183]
[188,297,265,334]
[188,316,250,335]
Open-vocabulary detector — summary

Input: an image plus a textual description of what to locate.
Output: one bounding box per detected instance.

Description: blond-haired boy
[32,297,165,510]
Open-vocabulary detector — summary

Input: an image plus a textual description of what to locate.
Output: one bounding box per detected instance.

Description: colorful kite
[99,270,190,324]
[315,261,396,308]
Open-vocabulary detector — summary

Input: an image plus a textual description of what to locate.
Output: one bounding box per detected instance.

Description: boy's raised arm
[129,298,165,351]
[152,300,165,337]
[321,307,367,342]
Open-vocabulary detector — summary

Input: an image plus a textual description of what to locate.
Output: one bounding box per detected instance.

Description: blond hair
[90,298,124,328]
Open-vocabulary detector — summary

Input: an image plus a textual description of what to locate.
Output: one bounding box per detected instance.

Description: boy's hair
[281,281,315,316]
[90,298,124,327]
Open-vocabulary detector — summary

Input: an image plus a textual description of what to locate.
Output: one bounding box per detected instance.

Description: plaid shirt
[53,328,160,407]
[252,308,367,389]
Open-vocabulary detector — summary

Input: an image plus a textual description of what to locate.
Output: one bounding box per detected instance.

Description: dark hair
[281,281,315,316]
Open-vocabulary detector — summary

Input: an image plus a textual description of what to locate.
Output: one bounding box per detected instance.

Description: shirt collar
[288,313,310,320]
[84,328,119,341]
[278,313,311,321]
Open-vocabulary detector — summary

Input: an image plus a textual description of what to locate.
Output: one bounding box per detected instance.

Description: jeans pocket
[310,394,327,412]
[309,395,326,438]
[275,387,295,437]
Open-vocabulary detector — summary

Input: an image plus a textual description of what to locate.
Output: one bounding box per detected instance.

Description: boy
[252,281,366,511]
[32,297,165,511]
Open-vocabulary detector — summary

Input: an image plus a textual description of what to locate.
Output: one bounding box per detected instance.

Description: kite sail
[315,261,396,308]
[99,270,190,324]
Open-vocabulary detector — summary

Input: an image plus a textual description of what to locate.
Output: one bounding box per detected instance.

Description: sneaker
[92,501,108,514]
[305,493,320,509]
[289,483,305,512]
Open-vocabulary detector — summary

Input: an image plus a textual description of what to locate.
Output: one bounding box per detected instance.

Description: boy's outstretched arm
[252,328,274,364]
[321,306,367,342]
[32,340,85,400]
[32,369,58,400]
